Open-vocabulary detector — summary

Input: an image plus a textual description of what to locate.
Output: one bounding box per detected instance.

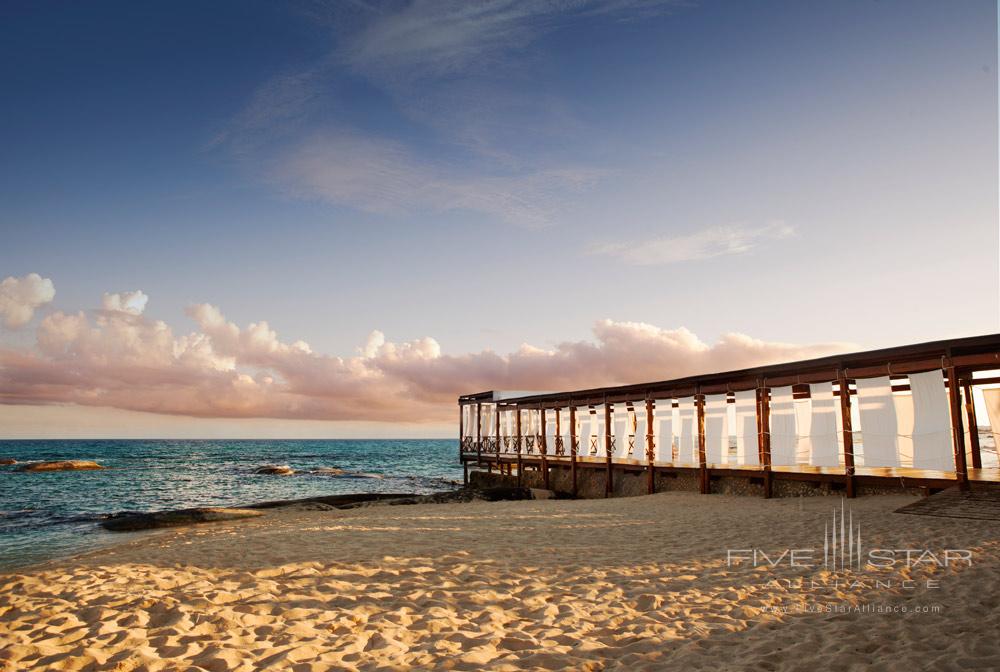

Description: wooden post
[540,407,550,489]
[604,401,613,497]
[475,402,482,469]
[490,403,500,473]
[963,379,982,470]
[555,408,562,456]
[697,391,708,494]
[646,398,655,494]
[569,405,578,497]
[837,371,856,498]
[758,382,773,499]
[947,366,970,491]
[459,403,464,465]
[515,406,523,488]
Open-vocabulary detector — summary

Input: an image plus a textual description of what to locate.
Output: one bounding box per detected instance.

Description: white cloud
[216,1,686,227]
[590,221,796,265]
[101,290,149,315]
[273,131,600,227]
[341,0,684,81]
[0,288,851,423]
[0,273,55,329]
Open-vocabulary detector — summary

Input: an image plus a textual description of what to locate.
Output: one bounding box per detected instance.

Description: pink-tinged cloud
[0,285,853,423]
[0,273,55,329]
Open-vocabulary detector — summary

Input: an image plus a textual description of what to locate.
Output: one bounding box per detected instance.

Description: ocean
[0,439,462,571]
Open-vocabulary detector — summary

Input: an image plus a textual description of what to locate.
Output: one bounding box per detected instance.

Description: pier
[458,334,1000,498]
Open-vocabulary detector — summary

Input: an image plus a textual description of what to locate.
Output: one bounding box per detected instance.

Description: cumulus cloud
[590,222,796,265]
[0,289,852,423]
[0,273,56,329]
[101,290,149,315]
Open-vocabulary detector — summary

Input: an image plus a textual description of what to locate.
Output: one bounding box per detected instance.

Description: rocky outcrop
[17,460,104,472]
[254,465,294,475]
[101,507,264,531]
[0,458,16,465]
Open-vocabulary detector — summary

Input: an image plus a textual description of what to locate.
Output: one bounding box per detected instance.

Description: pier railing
[458,334,1000,498]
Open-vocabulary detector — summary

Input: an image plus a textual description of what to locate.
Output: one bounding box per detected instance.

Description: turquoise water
[0,439,461,571]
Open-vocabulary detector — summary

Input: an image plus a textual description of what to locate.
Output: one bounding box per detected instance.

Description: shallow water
[0,439,461,570]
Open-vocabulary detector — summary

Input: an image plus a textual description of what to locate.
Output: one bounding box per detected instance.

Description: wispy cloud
[340,0,686,81]
[271,131,602,227]
[590,221,796,265]
[0,277,850,423]
[215,0,687,227]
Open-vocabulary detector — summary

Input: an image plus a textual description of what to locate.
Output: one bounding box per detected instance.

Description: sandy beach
[2,492,999,671]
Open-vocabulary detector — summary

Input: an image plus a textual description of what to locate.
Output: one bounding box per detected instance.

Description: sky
[0,0,997,438]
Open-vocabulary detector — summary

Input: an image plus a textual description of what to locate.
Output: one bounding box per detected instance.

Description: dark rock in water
[254,465,293,475]
[249,492,413,510]
[0,458,16,465]
[338,487,557,509]
[101,507,264,532]
[17,460,104,472]
[310,467,347,476]
[310,467,383,479]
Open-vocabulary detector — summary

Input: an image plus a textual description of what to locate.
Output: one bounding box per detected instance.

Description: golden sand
[2,492,999,671]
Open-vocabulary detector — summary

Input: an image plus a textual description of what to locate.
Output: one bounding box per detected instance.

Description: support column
[947,366,970,491]
[646,398,655,494]
[540,407,550,489]
[476,402,482,469]
[963,379,982,470]
[569,405,578,497]
[515,406,523,488]
[490,403,499,473]
[697,391,708,494]
[837,371,856,498]
[758,382,773,499]
[604,401,613,497]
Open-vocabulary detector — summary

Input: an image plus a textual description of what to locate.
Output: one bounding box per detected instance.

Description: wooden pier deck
[459,334,1000,499]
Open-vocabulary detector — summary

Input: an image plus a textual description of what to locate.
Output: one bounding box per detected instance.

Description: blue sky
[0,0,997,436]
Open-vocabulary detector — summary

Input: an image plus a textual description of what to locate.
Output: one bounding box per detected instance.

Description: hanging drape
[704,394,729,465]
[634,404,648,461]
[677,397,697,465]
[654,400,674,463]
[733,390,758,466]
[614,405,630,459]
[807,383,840,467]
[855,376,900,467]
[769,386,797,466]
[909,370,955,471]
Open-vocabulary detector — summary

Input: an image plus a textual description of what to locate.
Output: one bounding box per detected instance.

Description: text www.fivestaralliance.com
[759,603,943,615]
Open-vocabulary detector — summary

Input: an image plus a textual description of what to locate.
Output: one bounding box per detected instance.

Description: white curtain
[559,409,571,456]
[544,412,556,453]
[704,394,729,465]
[733,390,758,466]
[677,397,697,465]
[984,389,1000,465]
[654,400,674,462]
[634,404,648,461]
[910,370,955,471]
[855,376,900,467]
[465,406,476,438]
[594,409,607,457]
[613,406,630,459]
[769,386,797,466]
[893,393,914,466]
[807,383,841,467]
